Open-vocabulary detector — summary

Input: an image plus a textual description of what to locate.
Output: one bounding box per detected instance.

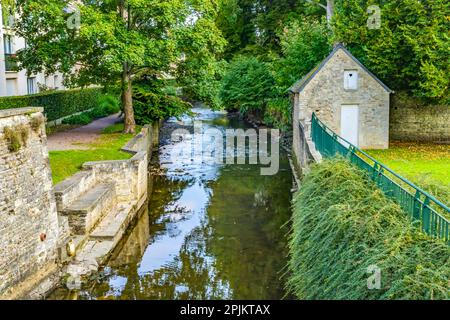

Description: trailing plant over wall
[288,158,450,300]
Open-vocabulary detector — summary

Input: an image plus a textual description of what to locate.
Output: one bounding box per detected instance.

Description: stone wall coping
[82,151,146,169]
[121,124,151,154]
[0,107,43,119]
[53,171,92,194]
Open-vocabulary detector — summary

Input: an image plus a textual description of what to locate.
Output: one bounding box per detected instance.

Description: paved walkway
[47,113,122,151]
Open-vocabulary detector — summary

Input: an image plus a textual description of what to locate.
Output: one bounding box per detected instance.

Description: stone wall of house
[0,107,62,297]
[292,98,322,175]
[295,48,390,149]
[389,94,450,142]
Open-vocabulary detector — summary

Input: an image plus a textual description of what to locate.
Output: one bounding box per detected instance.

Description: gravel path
[47,113,122,151]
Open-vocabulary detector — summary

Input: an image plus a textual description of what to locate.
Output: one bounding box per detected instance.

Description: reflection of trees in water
[89,222,230,299]
[203,158,292,299]
[83,172,231,299]
[63,153,292,300]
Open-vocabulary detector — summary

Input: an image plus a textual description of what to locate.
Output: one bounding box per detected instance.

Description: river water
[50,107,292,300]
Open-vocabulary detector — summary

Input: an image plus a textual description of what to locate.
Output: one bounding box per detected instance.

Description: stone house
[290,43,392,149]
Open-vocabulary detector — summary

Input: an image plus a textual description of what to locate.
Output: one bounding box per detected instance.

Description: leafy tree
[275,18,331,92]
[216,0,317,58]
[14,0,224,133]
[133,79,192,124]
[219,56,275,114]
[333,0,450,104]
[174,2,227,109]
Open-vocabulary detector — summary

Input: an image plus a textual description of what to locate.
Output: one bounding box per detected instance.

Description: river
[49,106,292,300]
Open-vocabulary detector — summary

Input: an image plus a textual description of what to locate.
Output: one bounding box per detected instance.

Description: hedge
[0,88,104,122]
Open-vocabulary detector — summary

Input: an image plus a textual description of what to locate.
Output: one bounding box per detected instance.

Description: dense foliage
[14,0,225,132]
[215,0,449,129]
[62,95,120,125]
[289,159,450,299]
[133,81,192,124]
[0,88,105,121]
[333,0,450,104]
[219,56,275,115]
[274,18,331,91]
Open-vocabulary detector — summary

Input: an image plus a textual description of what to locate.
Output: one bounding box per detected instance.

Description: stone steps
[64,202,136,282]
[61,183,116,235]
[90,203,134,243]
[53,171,97,211]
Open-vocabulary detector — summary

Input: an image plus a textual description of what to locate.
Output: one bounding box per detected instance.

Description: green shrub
[219,56,275,115]
[0,88,104,122]
[288,158,450,300]
[61,98,119,126]
[263,97,292,131]
[133,84,191,125]
[62,113,93,125]
[98,94,120,114]
[3,125,29,152]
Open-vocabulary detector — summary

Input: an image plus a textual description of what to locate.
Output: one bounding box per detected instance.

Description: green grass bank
[288,158,449,300]
[367,141,450,205]
[49,123,137,184]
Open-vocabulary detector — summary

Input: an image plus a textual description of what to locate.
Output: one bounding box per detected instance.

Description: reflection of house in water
[108,207,151,267]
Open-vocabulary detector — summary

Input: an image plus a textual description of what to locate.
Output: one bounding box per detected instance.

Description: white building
[0,6,65,97]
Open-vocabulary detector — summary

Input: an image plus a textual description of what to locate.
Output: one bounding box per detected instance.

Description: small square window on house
[344,70,358,90]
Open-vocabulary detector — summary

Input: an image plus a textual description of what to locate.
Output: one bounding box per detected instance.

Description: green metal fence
[310,113,450,243]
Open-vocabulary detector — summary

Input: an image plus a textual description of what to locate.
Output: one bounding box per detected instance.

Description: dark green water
[50,107,292,300]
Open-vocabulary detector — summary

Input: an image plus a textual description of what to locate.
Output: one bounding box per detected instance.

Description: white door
[341,105,359,146]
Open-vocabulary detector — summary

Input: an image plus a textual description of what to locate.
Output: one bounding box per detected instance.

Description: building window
[2,11,14,28]
[4,35,13,54]
[344,70,358,90]
[54,75,59,89]
[3,34,17,71]
[27,77,37,94]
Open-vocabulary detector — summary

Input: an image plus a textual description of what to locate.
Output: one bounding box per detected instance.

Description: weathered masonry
[390,93,450,143]
[290,44,392,151]
[0,107,158,299]
[0,107,62,297]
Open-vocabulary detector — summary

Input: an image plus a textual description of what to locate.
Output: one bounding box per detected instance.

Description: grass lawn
[367,141,450,204]
[49,123,140,185]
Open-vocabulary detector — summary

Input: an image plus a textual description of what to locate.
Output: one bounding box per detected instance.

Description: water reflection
[49,107,292,300]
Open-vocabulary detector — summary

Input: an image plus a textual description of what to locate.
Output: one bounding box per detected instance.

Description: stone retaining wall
[292,99,322,177]
[389,94,450,142]
[54,124,154,242]
[0,105,158,299]
[0,107,61,298]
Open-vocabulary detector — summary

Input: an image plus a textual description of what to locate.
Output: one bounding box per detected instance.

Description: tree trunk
[326,0,334,24]
[119,1,135,134]
[122,66,135,134]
